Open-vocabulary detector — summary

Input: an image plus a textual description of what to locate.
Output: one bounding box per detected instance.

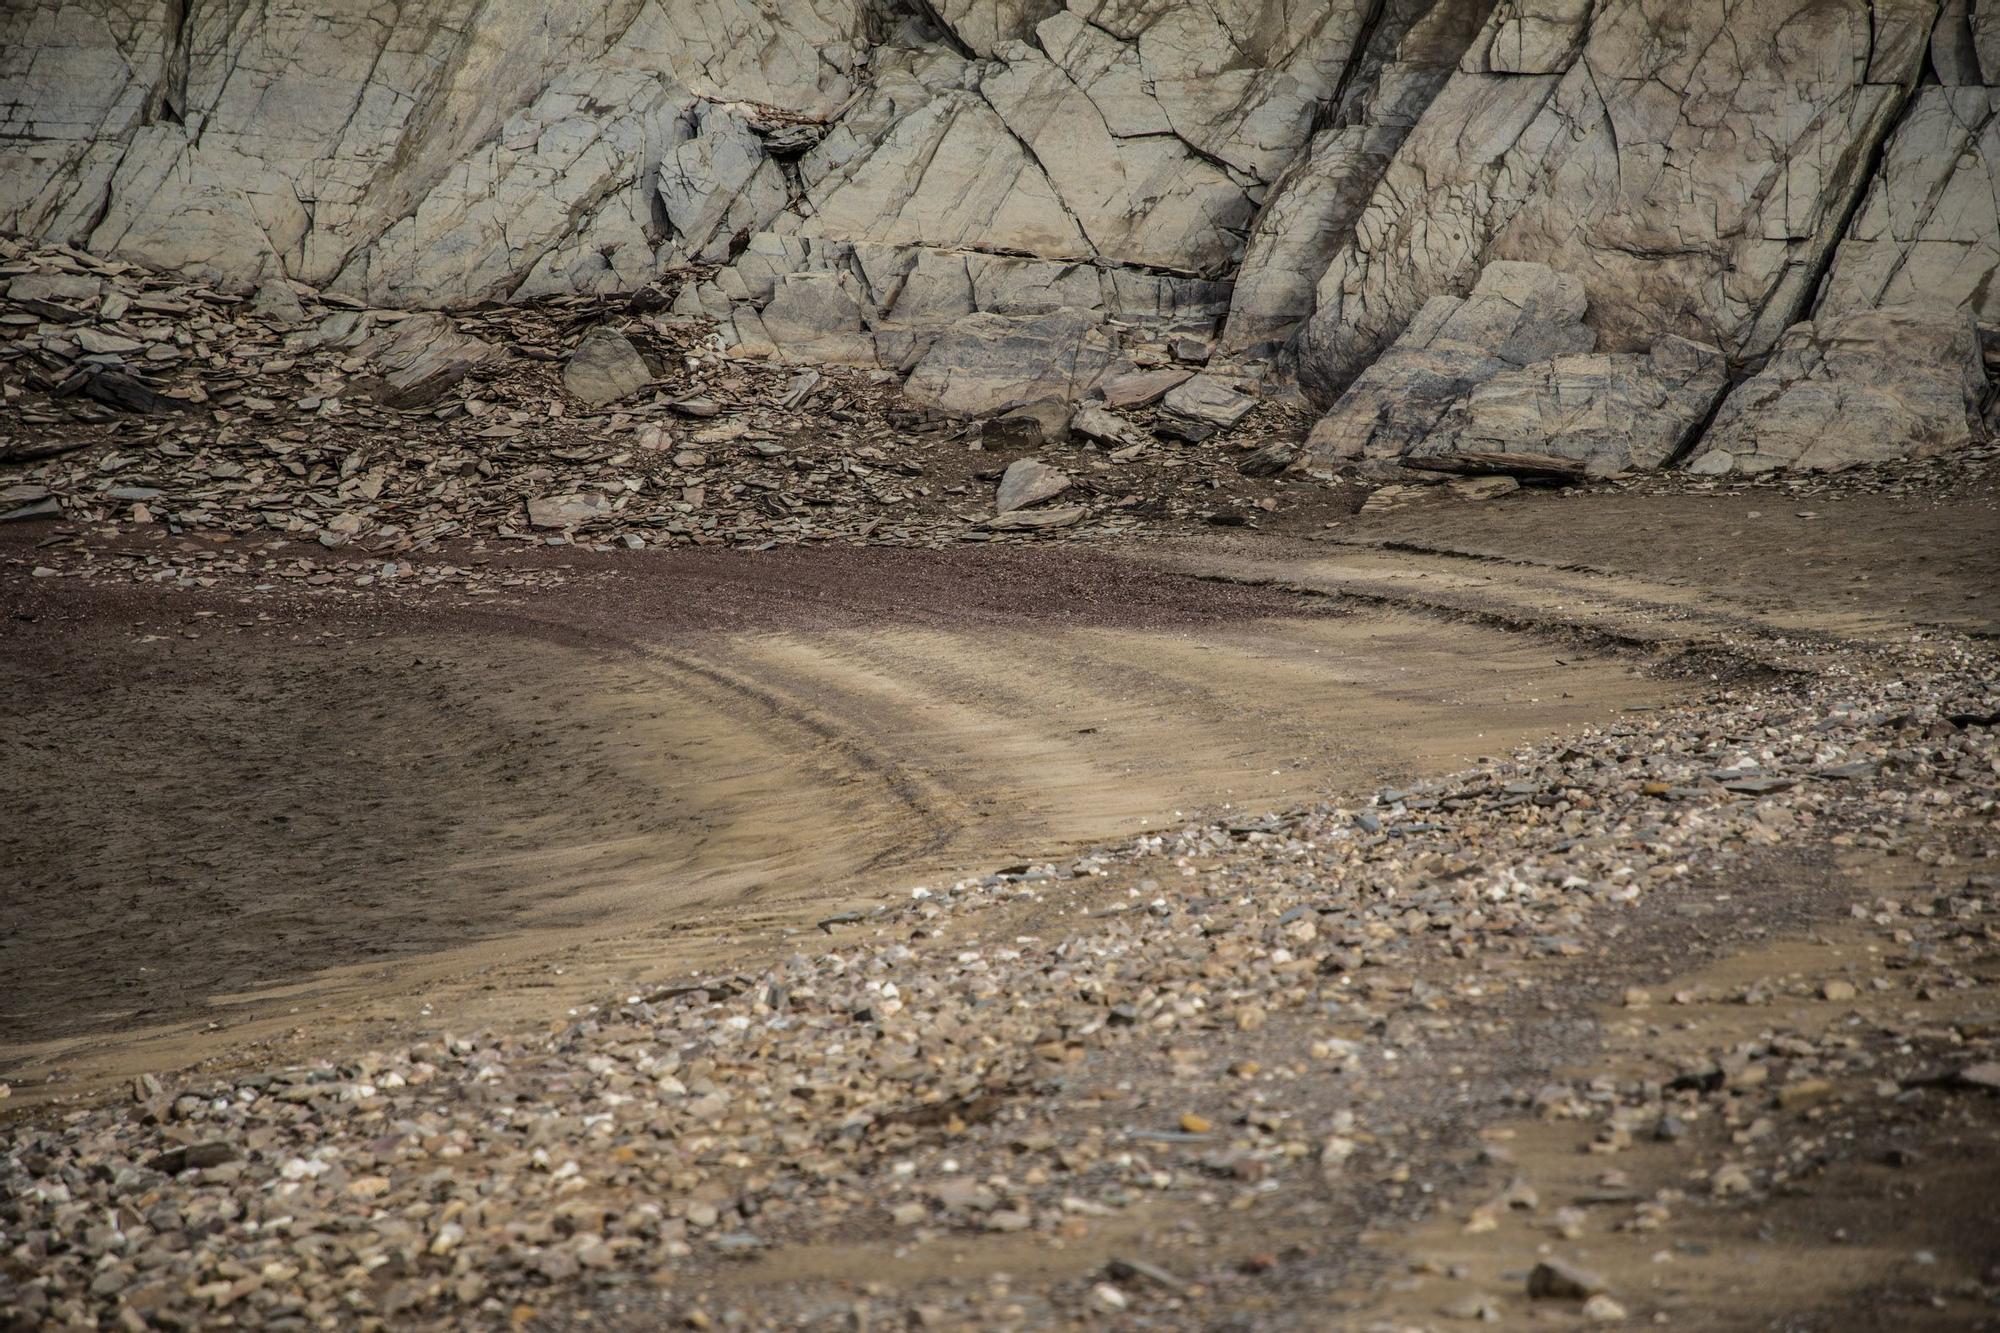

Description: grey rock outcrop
[1221,0,1493,354]
[1817,86,2000,323]
[1304,261,1595,471]
[5,0,1996,481]
[563,328,652,407]
[1413,335,1729,475]
[1294,0,1935,398]
[902,308,1113,417]
[1685,308,1988,474]
[4,0,870,300]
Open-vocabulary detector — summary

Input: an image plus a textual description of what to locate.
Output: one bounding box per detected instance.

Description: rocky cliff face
[4,0,1994,478]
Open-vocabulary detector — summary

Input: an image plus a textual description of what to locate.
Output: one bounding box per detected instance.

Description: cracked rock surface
[3,0,1999,484]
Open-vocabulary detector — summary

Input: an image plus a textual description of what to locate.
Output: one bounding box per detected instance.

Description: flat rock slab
[980,504,1086,530]
[1071,404,1148,450]
[995,458,1073,514]
[526,492,614,529]
[1098,367,1193,409]
[1162,374,1257,428]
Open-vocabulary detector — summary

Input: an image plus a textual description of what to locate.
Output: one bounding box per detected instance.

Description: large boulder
[1294,0,1935,399]
[563,327,652,407]
[1303,261,1594,471]
[902,308,1114,417]
[352,313,505,409]
[1412,335,1729,475]
[1684,309,1989,475]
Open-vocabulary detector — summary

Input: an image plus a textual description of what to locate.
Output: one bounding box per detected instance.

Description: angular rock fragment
[250,279,309,324]
[1235,440,1301,476]
[995,458,1072,514]
[1070,405,1148,451]
[979,504,1085,530]
[6,272,104,308]
[354,313,504,409]
[563,328,651,408]
[1096,367,1192,410]
[1162,374,1257,431]
[1528,1259,1610,1300]
[526,492,614,530]
[982,399,1070,449]
[1686,308,1987,475]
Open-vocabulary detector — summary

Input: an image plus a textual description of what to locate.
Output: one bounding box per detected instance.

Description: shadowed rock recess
[4,0,1995,478]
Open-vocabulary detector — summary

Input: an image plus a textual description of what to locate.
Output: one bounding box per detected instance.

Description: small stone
[147,1142,240,1175]
[1582,1294,1629,1322]
[1440,1294,1502,1321]
[1179,1113,1213,1134]
[1087,1283,1128,1313]
[1527,1260,1610,1300]
[1711,1164,1754,1197]
[1777,1078,1834,1109]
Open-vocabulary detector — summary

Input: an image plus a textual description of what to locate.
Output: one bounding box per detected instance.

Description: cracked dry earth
[3,477,1999,1333]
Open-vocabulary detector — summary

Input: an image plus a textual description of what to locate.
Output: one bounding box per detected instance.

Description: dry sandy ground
[1,481,1995,1331]
[3,487,1990,1100]
[2,543,1667,1103]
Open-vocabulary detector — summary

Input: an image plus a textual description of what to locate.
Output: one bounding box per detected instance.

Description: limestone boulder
[1414,335,1729,475]
[352,314,505,409]
[995,458,1073,513]
[1162,375,1259,430]
[1304,261,1594,472]
[563,327,652,407]
[902,309,1114,417]
[1684,309,1988,475]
